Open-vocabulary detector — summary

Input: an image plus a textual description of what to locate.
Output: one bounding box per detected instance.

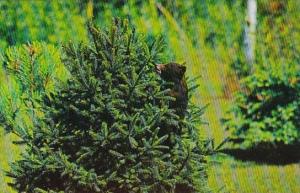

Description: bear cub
[155,62,188,118]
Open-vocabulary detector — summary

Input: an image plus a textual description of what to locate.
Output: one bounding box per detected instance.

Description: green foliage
[223,0,300,148]
[0,0,88,51]
[0,42,67,138]
[232,0,300,77]
[223,63,300,147]
[256,0,300,69]
[7,20,208,193]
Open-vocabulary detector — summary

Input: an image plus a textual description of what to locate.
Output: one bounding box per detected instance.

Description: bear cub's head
[155,62,188,119]
[155,62,186,82]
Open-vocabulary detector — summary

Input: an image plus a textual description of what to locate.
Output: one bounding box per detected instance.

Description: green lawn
[0,131,22,193]
[192,63,300,193]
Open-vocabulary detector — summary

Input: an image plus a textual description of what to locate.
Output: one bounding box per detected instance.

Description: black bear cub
[155,62,188,118]
[155,63,195,193]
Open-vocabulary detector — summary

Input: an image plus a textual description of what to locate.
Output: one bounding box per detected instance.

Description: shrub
[7,20,208,193]
[223,63,300,148]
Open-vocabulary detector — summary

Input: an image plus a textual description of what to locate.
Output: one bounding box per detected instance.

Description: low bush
[224,63,300,148]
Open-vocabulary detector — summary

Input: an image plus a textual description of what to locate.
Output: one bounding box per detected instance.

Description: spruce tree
[7,19,208,193]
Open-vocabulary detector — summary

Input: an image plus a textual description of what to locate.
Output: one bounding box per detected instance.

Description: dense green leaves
[224,63,300,147]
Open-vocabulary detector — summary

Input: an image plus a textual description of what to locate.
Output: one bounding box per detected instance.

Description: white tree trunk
[244,0,257,71]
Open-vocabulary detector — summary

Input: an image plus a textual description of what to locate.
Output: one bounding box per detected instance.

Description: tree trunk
[244,0,257,72]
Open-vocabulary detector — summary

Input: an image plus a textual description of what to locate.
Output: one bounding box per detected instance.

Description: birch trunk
[244,0,257,72]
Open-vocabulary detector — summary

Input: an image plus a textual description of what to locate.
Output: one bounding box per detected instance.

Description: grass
[194,54,300,193]
[192,44,300,193]
[0,130,22,193]
[156,5,300,192]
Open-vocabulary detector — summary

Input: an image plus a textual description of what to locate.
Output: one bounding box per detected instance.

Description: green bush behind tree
[223,62,300,148]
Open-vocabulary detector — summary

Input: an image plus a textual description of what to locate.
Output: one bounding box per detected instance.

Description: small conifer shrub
[224,64,300,148]
[7,19,208,193]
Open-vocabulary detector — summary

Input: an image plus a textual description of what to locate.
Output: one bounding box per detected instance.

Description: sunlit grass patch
[208,154,300,193]
[0,130,21,193]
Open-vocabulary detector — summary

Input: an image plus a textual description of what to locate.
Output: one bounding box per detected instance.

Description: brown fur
[155,63,188,118]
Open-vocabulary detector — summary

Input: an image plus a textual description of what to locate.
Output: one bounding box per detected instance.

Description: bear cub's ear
[179,65,186,74]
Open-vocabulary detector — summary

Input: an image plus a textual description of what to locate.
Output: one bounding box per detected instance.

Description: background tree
[244,0,257,71]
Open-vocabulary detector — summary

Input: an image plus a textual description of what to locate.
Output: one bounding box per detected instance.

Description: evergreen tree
[7,20,208,193]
